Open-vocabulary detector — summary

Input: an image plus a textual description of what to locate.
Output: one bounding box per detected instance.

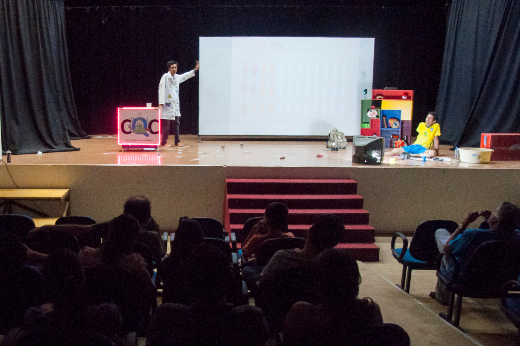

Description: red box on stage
[360,118,381,137]
[480,133,520,161]
[118,107,161,148]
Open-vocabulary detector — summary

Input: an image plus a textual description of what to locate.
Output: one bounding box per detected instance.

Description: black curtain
[436,0,520,147]
[0,0,87,155]
[64,3,447,136]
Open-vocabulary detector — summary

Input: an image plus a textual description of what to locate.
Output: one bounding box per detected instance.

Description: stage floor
[6,135,520,169]
[2,135,520,234]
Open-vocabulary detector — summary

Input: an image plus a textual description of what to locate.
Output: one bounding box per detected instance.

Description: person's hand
[462,211,480,227]
[479,210,492,220]
[194,60,200,71]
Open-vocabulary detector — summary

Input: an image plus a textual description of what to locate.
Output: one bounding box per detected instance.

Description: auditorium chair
[437,240,520,330]
[391,220,458,293]
[283,322,410,346]
[256,264,316,338]
[55,215,96,225]
[203,237,238,266]
[501,280,520,346]
[26,226,80,254]
[0,213,35,239]
[241,237,306,296]
[247,236,306,268]
[236,216,262,248]
[186,217,236,250]
[84,266,155,335]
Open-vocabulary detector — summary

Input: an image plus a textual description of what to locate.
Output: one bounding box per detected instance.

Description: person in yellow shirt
[388,111,441,157]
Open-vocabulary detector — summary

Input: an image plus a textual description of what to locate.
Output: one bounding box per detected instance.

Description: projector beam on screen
[199,37,374,137]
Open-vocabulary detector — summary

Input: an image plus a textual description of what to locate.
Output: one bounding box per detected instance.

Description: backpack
[327,128,347,149]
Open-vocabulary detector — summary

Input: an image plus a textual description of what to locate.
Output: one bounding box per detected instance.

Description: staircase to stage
[224,179,379,262]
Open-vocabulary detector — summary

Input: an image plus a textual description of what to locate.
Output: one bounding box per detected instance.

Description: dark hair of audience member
[0,233,27,278]
[42,248,86,311]
[123,195,152,225]
[315,248,361,307]
[264,201,289,229]
[171,219,204,259]
[37,248,88,338]
[101,214,141,265]
[186,243,232,303]
[307,215,344,251]
[84,303,124,341]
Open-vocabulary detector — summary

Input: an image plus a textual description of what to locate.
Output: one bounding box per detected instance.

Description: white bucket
[458,148,494,164]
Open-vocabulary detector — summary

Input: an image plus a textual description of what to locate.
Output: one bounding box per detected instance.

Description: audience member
[2,249,122,346]
[24,195,165,262]
[432,201,520,304]
[241,202,294,286]
[78,214,156,304]
[242,202,294,258]
[158,219,204,304]
[83,303,125,346]
[283,248,383,346]
[91,195,165,262]
[147,243,268,346]
[0,233,43,335]
[261,214,344,280]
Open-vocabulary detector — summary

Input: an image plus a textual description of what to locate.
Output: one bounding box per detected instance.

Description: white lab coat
[158,70,195,120]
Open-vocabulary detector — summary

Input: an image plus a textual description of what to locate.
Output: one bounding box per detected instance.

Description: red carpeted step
[229,209,369,225]
[226,194,364,209]
[288,224,375,243]
[229,223,375,243]
[225,178,379,261]
[226,178,358,195]
[334,243,380,262]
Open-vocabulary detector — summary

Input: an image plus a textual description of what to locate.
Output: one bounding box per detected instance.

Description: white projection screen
[199,37,374,136]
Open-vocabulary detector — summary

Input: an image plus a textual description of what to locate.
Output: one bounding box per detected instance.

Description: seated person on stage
[261,214,344,281]
[241,202,294,258]
[388,111,441,157]
[283,249,383,346]
[431,202,520,305]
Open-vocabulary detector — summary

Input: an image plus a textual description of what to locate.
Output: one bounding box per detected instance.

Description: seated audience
[261,214,344,280]
[24,195,165,261]
[283,248,383,346]
[0,233,43,335]
[432,201,520,304]
[147,243,268,346]
[78,214,156,304]
[91,195,165,262]
[2,248,123,345]
[242,202,294,258]
[241,202,294,285]
[158,219,204,304]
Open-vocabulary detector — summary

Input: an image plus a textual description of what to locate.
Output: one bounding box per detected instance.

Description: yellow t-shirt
[414,122,441,149]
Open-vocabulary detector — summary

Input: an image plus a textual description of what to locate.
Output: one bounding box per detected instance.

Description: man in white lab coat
[158,60,199,146]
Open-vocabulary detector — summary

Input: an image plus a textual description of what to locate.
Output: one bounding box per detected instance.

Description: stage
[1,135,519,234]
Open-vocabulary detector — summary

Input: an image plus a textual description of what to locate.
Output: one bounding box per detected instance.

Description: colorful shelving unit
[360,89,414,148]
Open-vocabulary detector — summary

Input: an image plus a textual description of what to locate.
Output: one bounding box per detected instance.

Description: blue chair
[437,240,520,330]
[187,217,236,250]
[501,280,520,346]
[236,216,262,248]
[0,214,35,239]
[55,215,96,225]
[391,220,458,293]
